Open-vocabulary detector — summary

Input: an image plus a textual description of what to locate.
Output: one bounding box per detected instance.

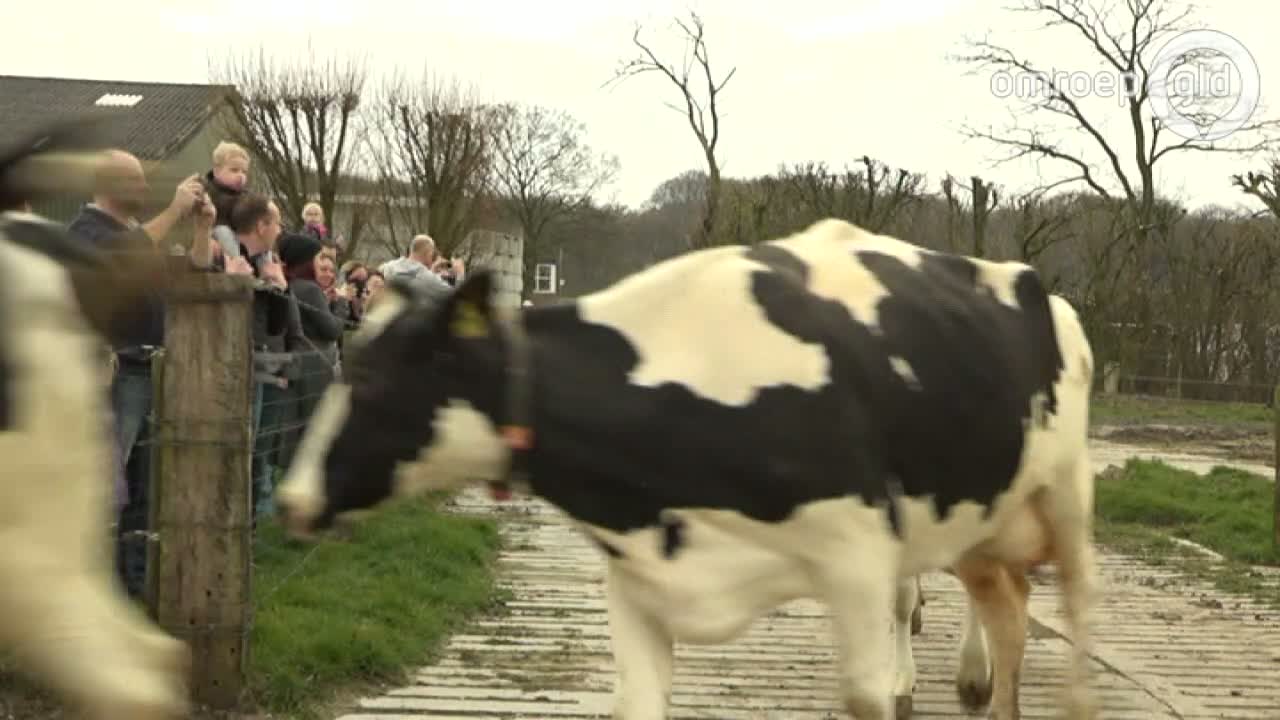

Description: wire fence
[1098,371,1279,406]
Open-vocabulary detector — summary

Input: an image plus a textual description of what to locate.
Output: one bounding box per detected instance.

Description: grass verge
[0,492,502,720]
[1094,458,1280,610]
[249,492,502,718]
[1090,393,1272,427]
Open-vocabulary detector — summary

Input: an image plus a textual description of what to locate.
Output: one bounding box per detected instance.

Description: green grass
[247,491,501,718]
[1094,459,1280,609]
[1090,393,1273,427]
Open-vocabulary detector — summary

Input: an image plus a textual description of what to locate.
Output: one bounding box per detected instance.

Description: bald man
[72,150,204,249]
[380,233,454,302]
[66,149,209,599]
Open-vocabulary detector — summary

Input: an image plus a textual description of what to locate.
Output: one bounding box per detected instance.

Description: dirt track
[334,440,1280,719]
[1091,425,1274,476]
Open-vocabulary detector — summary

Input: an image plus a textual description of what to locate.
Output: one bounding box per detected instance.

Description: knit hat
[276,231,323,270]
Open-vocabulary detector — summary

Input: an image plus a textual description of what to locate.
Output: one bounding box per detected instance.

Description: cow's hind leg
[954,583,993,711]
[892,576,919,719]
[818,553,896,719]
[909,575,923,636]
[1038,461,1099,720]
[605,562,673,720]
[953,556,1029,720]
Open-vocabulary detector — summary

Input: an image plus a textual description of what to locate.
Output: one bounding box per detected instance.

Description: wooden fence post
[1274,384,1280,553]
[152,269,254,709]
[144,347,166,619]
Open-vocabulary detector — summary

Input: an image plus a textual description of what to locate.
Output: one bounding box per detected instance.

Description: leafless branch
[608,10,735,246]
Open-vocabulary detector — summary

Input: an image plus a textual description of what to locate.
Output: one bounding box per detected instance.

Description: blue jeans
[110,362,153,598]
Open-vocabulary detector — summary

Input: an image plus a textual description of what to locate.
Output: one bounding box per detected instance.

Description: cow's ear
[445,269,494,340]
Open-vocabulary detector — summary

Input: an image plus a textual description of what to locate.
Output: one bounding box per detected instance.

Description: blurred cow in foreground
[0,123,189,719]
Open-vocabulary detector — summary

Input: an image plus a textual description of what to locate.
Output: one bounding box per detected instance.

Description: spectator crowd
[64,140,465,598]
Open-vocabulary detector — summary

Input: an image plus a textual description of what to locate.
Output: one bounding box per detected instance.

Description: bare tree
[777,157,925,235]
[210,44,368,251]
[365,70,499,257]
[941,175,1002,257]
[1232,158,1280,217]
[955,0,1279,240]
[488,103,619,294]
[645,168,708,211]
[609,10,736,248]
[1008,187,1073,265]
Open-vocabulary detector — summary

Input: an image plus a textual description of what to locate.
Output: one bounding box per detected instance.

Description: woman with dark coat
[274,232,352,467]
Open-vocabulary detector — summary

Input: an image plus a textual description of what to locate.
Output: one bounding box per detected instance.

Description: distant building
[0,74,238,220]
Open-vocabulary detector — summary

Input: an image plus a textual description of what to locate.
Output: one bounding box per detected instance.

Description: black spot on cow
[745,243,809,283]
[310,240,1067,542]
[515,254,903,536]
[849,249,1065,518]
[660,513,686,559]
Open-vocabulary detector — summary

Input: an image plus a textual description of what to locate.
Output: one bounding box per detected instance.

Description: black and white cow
[276,218,1098,720]
[0,127,190,719]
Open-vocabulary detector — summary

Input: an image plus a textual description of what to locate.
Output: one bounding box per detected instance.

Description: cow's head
[275,270,517,537]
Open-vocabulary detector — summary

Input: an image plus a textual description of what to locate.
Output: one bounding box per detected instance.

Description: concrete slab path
[335,444,1280,719]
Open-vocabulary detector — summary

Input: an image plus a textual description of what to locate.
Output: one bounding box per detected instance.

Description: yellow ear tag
[451,301,489,338]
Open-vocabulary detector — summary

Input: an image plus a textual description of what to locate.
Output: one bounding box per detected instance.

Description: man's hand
[336,283,357,301]
[188,199,218,268]
[194,196,216,228]
[224,256,253,276]
[169,174,204,215]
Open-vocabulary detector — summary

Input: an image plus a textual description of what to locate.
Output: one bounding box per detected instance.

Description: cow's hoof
[956,670,993,712]
[894,694,913,719]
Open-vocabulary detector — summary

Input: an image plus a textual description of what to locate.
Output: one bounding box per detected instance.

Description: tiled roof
[0,75,235,161]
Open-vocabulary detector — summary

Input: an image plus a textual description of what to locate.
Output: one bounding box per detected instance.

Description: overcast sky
[5,0,1278,213]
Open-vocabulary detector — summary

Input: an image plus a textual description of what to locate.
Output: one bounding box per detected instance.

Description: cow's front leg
[818,554,896,719]
[606,561,673,720]
[0,558,188,720]
[892,576,919,719]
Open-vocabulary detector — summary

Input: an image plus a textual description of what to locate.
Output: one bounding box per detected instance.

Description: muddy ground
[1091,422,1275,468]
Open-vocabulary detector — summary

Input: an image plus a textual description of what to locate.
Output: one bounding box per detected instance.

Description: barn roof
[0,75,236,161]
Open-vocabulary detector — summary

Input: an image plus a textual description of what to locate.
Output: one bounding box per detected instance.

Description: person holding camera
[65,149,212,599]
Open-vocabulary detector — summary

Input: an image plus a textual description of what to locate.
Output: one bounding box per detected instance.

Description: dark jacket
[242,246,289,339]
[201,171,242,228]
[277,278,351,468]
[66,204,163,363]
[290,278,351,352]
